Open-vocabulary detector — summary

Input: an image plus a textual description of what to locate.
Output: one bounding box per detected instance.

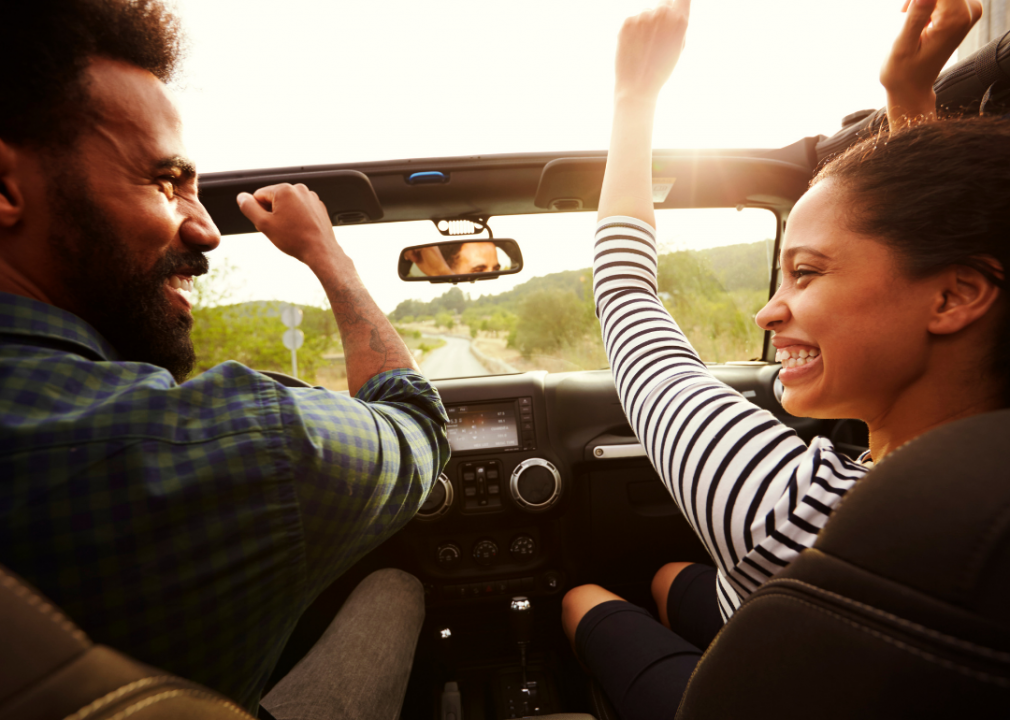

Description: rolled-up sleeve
[275,368,450,598]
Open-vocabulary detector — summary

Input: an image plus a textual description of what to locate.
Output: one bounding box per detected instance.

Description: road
[420,335,492,379]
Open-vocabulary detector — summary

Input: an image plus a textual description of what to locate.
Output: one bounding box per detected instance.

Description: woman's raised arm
[598,0,690,226]
[881,0,982,129]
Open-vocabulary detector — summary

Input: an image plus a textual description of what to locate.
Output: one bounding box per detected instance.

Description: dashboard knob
[437,543,461,566]
[510,535,537,561]
[417,473,454,521]
[473,539,499,566]
[510,459,562,512]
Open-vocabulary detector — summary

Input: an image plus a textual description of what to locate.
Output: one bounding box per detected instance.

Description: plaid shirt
[0,292,449,712]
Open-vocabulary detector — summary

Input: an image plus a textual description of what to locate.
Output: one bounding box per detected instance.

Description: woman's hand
[881,0,983,129]
[614,0,691,103]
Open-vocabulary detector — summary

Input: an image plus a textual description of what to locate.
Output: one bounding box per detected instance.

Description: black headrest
[814,409,1010,625]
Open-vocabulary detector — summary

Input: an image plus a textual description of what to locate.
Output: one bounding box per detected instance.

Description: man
[0,1,449,717]
[403,241,502,277]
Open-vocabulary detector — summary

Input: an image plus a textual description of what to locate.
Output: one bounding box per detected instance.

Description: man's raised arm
[237,183,415,395]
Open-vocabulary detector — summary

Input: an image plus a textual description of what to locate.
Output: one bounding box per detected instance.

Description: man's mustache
[154,250,210,280]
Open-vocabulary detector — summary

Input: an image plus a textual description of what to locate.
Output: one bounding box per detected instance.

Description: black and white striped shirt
[593,216,867,620]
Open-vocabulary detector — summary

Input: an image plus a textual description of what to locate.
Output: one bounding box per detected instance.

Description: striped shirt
[593,217,867,620]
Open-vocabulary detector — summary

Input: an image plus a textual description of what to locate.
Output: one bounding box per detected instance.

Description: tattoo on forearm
[326,280,404,377]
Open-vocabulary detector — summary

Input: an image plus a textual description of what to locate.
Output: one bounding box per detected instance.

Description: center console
[404,373,567,605]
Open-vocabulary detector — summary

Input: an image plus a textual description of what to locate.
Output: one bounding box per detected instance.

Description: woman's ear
[0,139,26,228]
[927,261,1004,336]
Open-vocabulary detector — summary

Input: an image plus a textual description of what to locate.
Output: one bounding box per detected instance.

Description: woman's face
[755,180,941,422]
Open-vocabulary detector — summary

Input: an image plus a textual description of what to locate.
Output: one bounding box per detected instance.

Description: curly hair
[0,0,184,148]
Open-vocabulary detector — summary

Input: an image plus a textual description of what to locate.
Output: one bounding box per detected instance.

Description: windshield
[192,207,777,390]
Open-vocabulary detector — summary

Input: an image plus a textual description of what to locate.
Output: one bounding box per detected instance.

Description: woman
[561,0,1004,717]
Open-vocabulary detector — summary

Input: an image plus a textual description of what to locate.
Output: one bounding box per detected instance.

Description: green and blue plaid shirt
[0,292,449,711]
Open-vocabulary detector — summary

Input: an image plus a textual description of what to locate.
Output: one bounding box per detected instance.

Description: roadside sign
[283,328,305,351]
[281,304,305,379]
[281,305,303,329]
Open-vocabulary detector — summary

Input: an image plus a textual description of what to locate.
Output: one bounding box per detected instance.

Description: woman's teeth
[775,347,820,368]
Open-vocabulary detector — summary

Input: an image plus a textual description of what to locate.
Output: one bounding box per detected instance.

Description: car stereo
[445,397,535,454]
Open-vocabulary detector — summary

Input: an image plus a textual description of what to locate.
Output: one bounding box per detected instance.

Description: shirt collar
[0,292,120,361]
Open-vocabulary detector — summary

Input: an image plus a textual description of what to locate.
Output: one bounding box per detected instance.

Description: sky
[169,0,920,313]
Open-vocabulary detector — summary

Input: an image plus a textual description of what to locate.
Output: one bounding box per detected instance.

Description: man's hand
[614,0,691,103]
[404,246,453,276]
[237,184,340,267]
[881,0,983,129]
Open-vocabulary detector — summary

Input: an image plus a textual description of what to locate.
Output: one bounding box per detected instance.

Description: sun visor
[533,156,810,211]
[199,169,383,235]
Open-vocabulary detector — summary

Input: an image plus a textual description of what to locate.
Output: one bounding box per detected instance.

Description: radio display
[446,402,519,453]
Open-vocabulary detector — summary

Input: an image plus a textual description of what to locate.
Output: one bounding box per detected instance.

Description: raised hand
[237,183,342,267]
[599,0,691,226]
[614,0,692,102]
[881,0,983,128]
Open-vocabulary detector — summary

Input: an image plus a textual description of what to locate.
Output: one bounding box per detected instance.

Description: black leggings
[573,564,723,720]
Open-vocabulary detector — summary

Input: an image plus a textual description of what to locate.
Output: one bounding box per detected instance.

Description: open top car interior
[194,136,868,720]
[5,33,1009,720]
[191,43,1010,712]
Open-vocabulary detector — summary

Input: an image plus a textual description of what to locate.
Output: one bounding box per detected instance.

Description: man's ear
[0,139,26,228]
[927,262,1004,336]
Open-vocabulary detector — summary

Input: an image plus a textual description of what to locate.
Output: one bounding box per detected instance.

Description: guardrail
[469,341,519,374]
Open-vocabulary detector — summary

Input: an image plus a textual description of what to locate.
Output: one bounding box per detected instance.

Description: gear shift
[509,596,536,700]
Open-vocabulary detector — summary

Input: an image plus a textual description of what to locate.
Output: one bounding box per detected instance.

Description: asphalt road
[420,335,492,379]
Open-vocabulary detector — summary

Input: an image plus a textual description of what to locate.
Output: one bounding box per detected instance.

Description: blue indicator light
[407,171,448,185]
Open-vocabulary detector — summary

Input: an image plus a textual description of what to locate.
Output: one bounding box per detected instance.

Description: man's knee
[346,568,426,629]
[359,568,424,602]
[652,562,695,627]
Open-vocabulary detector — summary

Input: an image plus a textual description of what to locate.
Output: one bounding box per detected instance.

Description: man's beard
[46,171,208,383]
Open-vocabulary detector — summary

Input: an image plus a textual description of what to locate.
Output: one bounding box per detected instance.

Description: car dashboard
[395,365,867,609]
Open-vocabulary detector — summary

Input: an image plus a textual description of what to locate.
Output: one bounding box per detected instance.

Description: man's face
[451,242,500,274]
[42,59,221,380]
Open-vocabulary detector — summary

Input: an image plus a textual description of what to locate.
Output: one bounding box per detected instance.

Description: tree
[509,289,597,357]
[434,312,455,330]
[189,263,343,385]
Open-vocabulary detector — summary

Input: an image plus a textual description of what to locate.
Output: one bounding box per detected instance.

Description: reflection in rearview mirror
[398,239,523,283]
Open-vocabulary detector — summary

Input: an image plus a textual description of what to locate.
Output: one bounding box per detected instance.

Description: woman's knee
[561,584,625,641]
[651,562,695,627]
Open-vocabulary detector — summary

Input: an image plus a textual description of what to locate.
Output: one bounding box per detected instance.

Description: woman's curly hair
[815,116,1010,402]
[0,0,184,148]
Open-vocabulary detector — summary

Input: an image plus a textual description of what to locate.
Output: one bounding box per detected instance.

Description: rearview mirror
[398,239,523,283]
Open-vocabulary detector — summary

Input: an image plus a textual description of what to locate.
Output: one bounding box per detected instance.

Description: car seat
[0,562,258,719]
[675,409,1010,718]
[1,562,597,719]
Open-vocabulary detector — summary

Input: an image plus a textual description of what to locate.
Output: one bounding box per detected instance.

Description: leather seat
[0,563,255,719]
[676,409,1010,718]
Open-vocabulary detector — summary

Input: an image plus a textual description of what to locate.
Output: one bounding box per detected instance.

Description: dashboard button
[463,472,475,482]
[437,543,462,566]
[473,539,499,565]
[510,535,536,561]
[464,487,476,497]
[488,484,500,495]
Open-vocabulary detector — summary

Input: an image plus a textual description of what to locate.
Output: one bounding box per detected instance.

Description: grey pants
[261,568,425,720]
